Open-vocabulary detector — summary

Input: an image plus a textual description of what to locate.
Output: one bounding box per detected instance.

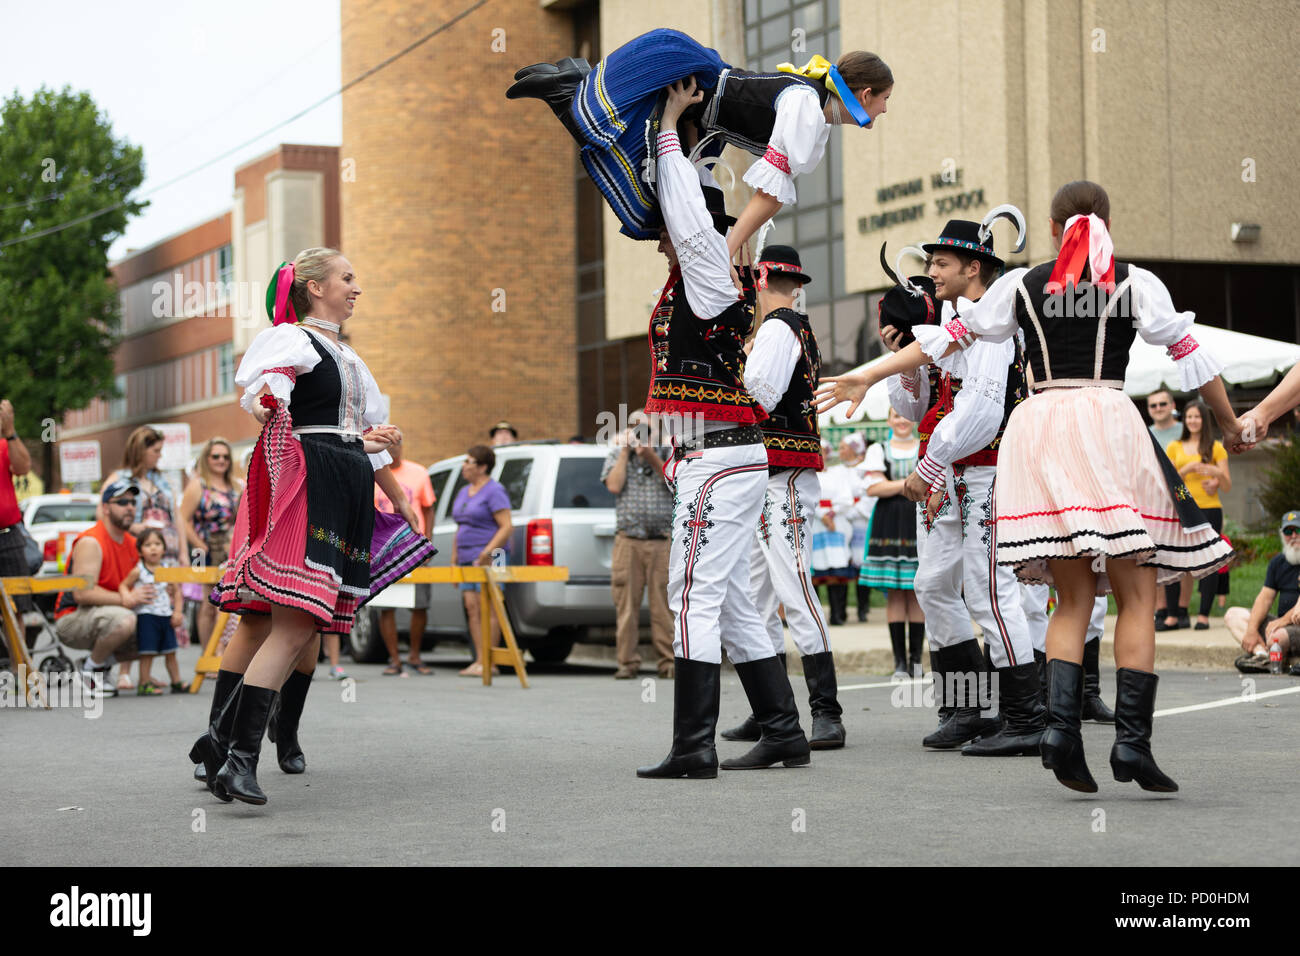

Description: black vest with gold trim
[759,308,824,471]
[645,268,766,425]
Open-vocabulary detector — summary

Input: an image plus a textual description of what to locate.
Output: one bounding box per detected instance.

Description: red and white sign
[148,423,193,472]
[59,440,102,484]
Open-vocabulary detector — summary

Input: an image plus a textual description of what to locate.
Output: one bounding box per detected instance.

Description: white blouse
[913,336,1015,488]
[742,86,830,207]
[914,265,1223,392]
[236,323,393,470]
[744,318,802,412]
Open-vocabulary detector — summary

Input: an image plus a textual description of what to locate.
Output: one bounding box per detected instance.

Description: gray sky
[1,0,343,260]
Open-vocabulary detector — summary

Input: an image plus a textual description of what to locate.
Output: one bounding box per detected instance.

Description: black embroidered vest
[759,308,824,470]
[700,69,830,157]
[291,332,367,431]
[1013,261,1136,384]
[645,269,766,425]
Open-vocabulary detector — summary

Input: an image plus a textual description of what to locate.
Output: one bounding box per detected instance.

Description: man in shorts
[1226,510,1300,674]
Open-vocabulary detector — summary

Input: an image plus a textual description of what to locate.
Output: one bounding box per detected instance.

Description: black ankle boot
[856,584,870,621]
[215,684,278,805]
[1081,639,1116,723]
[505,57,591,142]
[962,662,1045,756]
[268,669,311,774]
[637,658,721,778]
[188,670,241,801]
[802,651,845,750]
[827,584,848,625]
[720,653,782,741]
[721,656,811,769]
[923,640,999,749]
[1040,659,1098,793]
[1110,668,1178,792]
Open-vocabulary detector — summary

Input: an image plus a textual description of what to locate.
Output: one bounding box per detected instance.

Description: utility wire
[0,0,490,250]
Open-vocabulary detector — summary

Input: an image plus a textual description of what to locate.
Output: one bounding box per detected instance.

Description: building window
[218,344,235,395]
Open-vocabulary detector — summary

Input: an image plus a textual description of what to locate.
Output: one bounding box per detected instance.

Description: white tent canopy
[819,323,1300,427]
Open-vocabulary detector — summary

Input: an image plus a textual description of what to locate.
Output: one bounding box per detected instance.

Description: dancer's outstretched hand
[814,372,872,417]
[1229,410,1265,453]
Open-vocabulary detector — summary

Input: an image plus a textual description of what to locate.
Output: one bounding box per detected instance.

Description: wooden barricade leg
[479,577,493,686]
[189,610,230,693]
[484,571,529,689]
[0,582,48,709]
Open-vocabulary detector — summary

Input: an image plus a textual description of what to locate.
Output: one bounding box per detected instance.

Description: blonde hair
[195,437,244,488]
[288,247,343,319]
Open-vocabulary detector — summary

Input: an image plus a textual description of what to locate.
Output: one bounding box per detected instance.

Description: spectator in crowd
[822,432,875,622]
[1226,510,1300,674]
[452,445,513,677]
[110,426,182,690]
[53,478,153,698]
[0,399,36,619]
[1160,400,1231,630]
[374,434,436,675]
[1146,389,1181,449]
[180,437,245,650]
[861,407,925,677]
[118,528,186,695]
[489,421,519,447]
[813,439,856,625]
[601,409,674,679]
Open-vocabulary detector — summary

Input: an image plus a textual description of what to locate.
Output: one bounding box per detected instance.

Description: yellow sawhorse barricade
[0,575,89,708]
[154,565,570,690]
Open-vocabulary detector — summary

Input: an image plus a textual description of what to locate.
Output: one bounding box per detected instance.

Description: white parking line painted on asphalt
[1155,685,1300,717]
[840,678,932,691]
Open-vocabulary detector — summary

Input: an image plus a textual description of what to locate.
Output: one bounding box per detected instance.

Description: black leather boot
[856,584,870,622]
[908,622,926,677]
[1033,650,1047,709]
[827,584,848,625]
[928,645,954,730]
[268,669,311,774]
[215,684,277,805]
[922,639,999,749]
[505,57,591,143]
[188,670,241,800]
[802,651,845,750]
[637,658,721,778]
[721,656,811,769]
[889,622,908,676]
[1040,659,1098,793]
[962,662,1045,756]
[1110,668,1178,792]
[1081,639,1116,723]
[720,652,783,741]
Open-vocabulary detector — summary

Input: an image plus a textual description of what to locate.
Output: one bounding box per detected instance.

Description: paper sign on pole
[59,441,102,484]
[149,423,193,472]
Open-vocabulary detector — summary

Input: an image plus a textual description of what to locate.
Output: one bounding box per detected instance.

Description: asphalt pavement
[2,646,1297,867]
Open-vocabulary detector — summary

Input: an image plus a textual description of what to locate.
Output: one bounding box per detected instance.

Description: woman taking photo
[818,181,1238,794]
[180,437,244,650]
[452,446,513,678]
[1161,400,1231,630]
[190,247,433,806]
[859,408,924,677]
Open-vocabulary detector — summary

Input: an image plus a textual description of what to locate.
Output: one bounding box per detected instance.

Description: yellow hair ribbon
[776,54,832,80]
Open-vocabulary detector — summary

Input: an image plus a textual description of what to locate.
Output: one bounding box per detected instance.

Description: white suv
[348,443,653,664]
[22,493,98,577]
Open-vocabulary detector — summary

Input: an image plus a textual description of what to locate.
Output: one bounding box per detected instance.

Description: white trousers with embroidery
[1021,584,1107,652]
[911,464,1034,668]
[749,467,832,658]
[666,441,773,665]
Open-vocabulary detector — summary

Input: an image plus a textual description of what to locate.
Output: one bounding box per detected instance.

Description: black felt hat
[756,244,812,285]
[877,242,941,347]
[701,185,737,235]
[922,219,1004,270]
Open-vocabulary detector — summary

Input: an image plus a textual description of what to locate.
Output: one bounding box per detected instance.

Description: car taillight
[526,519,553,566]
[43,540,58,561]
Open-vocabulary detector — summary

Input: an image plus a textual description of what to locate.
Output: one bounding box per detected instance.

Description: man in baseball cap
[489,421,519,446]
[1225,510,1300,673]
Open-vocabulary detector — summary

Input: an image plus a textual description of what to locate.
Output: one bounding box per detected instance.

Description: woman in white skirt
[818,181,1239,794]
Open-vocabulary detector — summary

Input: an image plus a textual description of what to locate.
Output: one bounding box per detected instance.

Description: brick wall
[341,0,578,467]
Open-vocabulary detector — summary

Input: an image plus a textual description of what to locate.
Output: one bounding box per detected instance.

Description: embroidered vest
[644,269,766,425]
[291,333,368,432]
[917,304,1028,468]
[1014,261,1136,383]
[759,308,824,470]
[700,69,830,157]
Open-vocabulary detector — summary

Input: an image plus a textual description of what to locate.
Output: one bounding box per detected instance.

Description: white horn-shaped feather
[978,203,1027,253]
[754,220,775,259]
[895,245,929,296]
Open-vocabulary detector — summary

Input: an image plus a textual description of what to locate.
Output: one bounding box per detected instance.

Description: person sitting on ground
[1225,510,1300,674]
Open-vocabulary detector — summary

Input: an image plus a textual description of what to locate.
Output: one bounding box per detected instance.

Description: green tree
[0,86,146,484]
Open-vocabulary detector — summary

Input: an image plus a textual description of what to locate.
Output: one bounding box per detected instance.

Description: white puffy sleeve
[742,85,829,206]
[354,353,393,471]
[915,337,1011,487]
[862,442,886,477]
[1130,266,1223,390]
[888,368,930,422]
[236,325,320,415]
[744,319,800,412]
[914,268,1028,361]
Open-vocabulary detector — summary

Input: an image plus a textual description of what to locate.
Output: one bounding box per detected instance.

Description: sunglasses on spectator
[209,454,230,461]
[108,497,137,506]
[1148,401,1169,408]
[1284,528,1300,536]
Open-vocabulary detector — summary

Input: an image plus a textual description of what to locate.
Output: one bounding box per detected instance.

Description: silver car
[348,443,650,663]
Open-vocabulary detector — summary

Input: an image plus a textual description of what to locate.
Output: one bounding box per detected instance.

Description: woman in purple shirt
[452,445,513,676]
